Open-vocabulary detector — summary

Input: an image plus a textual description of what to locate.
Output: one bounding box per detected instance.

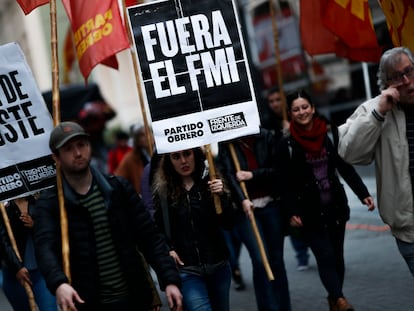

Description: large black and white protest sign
[0,42,55,202]
[128,0,260,153]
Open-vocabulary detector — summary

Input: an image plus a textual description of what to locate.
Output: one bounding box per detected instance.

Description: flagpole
[269,0,288,121]
[49,0,71,283]
[362,62,372,100]
[228,143,274,281]
[122,1,154,157]
[204,144,223,214]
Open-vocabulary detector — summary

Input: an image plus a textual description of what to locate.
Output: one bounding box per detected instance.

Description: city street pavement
[1,165,413,310]
[226,165,414,310]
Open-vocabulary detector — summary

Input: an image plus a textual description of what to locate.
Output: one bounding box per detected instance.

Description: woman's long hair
[153,147,206,201]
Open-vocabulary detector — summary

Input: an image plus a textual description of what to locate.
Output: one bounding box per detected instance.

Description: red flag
[63,26,76,84]
[378,0,414,52]
[16,0,49,15]
[322,0,380,49]
[62,0,130,81]
[300,0,382,62]
[334,40,382,63]
[300,0,336,55]
[125,0,144,6]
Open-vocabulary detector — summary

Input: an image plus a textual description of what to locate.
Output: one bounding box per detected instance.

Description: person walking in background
[264,86,290,137]
[107,130,132,174]
[32,121,182,311]
[338,47,414,277]
[0,195,58,311]
[274,90,375,311]
[115,124,150,195]
[140,152,162,219]
[219,129,291,311]
[221,225,246,291]
[265,85,310,271]
[77,101,116,175]
[152,148,234,311]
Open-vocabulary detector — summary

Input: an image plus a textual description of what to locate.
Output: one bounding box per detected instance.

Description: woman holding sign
[152,147,234,311]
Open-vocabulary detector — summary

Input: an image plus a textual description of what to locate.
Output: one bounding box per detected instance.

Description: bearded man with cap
[32,121,183,311]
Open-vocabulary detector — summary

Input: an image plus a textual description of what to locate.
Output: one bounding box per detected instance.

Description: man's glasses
[387,65,414,84]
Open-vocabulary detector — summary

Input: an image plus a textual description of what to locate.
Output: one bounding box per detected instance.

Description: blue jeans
[222,228,242,271]
[396,238,414,277]
[2,268,58,311]
[235,201,291,311]
[180,262,231,311]
[289,234,309,266]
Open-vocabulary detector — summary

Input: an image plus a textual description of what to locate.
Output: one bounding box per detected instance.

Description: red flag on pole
[62,26,76,84]
[299,0,336,55]
[378,0,414,52]
[62,0,130,81]
[16,0,49,15]
[322,0,381,49]
[125,0,144,6]
[300,0,382,62]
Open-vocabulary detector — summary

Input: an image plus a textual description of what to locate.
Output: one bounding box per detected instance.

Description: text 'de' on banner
[0,42,55,202]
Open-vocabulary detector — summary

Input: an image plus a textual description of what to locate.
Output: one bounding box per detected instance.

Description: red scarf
[290,117,327,156]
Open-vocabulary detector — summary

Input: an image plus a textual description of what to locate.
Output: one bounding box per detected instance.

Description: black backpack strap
[159,193,171,242]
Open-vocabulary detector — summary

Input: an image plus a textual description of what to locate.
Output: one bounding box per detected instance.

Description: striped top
[79,183,129,304]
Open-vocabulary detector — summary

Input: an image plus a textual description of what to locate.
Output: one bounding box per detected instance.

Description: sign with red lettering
[0,42,55,202]
[127,0,260,153]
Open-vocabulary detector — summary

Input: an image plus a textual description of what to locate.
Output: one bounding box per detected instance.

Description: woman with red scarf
[274,90,375,311]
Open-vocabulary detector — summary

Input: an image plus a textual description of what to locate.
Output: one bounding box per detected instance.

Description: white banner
[0,42,55,202]
[128,0,260,153]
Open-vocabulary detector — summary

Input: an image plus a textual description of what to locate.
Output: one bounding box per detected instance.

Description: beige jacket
[338,96,414,242]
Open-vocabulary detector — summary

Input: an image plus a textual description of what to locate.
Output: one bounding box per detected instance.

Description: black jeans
[304,222,346,300]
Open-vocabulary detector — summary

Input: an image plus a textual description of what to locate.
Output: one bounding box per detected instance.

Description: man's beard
[65,158,91,176]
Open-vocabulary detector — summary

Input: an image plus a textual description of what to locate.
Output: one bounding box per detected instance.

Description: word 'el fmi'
[141,10,240,99]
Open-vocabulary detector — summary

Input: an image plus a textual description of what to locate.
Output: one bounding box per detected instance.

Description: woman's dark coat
[274,132,370,230]
[153,168,233,268]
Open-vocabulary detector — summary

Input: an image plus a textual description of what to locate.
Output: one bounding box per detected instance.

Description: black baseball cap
[49,121,89,152]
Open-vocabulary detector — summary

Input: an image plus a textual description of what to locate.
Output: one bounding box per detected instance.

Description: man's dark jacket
[33,166,180,310]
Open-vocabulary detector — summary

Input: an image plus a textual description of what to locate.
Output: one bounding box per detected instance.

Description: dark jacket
[263,113,285,142]
[218,128,276,206]
[32,166,180,310]
[274,132,370,230]
[153,170,233,269]
[0,201,30,273]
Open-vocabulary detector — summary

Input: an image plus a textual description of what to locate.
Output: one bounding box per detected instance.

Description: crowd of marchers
[1,46,414,311]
